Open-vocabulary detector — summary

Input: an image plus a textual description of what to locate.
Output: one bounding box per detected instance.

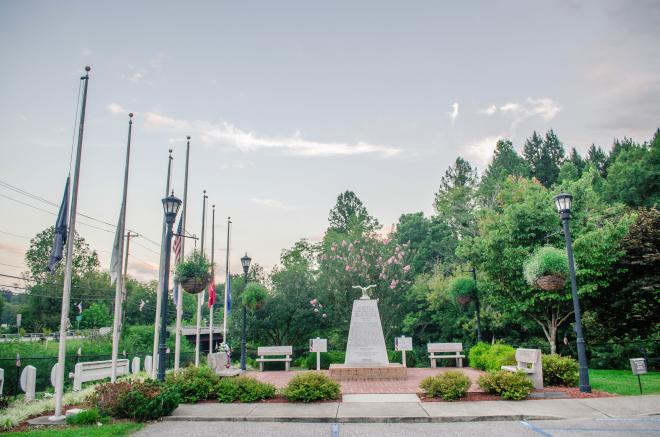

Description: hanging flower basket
[180,276,209,294]
[535,274,566,291]
[456,295,472,305]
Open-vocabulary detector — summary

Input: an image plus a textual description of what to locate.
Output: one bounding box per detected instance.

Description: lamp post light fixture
[554,192,591,393]
[240,252,251,371]
[158,192,181,381]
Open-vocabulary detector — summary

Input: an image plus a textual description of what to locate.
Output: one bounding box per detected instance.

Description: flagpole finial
[212,204,215,209]
[187,136,191,140]
[169,148,172,154]
[85,66,91,72]
[129,113,134,118]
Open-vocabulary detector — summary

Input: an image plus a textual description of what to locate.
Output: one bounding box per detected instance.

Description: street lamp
[554,192,591,393]
[240,252,251,371]
[158,192,181,381]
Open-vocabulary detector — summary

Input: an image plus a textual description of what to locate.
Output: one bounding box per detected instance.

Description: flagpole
[195,190,207,366]
[208,205,215,355]
[175,136,191,370]
[121,231,137,330]
[52,66,90,421]
[222,217,231,346]
[152,149,173,378]
[111,112,133,382]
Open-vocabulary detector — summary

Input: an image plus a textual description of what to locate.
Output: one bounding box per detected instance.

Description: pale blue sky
[1,1,658,281]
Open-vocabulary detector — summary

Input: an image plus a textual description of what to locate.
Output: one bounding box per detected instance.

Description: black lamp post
[554,193,591,393]
[240,252,251,371]
[158,192,181,381]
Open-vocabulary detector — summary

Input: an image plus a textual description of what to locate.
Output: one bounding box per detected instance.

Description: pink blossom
[310,299,318,306]
[331,243,337,252]
[342,240,347,247]
[379,273,386,280]
[383,238,390,244]
[345,265,351,271]
[395,246,400,253]
[348,243,354,251]
[403,265,411,273]
[398,252,404,260]
[390,279,398,289]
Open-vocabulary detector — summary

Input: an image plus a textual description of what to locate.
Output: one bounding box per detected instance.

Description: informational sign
[309,338,327,353]
[16,314,21,329]
[630,358,647,375]
[394,336,412,352]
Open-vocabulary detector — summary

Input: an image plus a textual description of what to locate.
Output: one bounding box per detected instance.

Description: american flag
[208,278,216,308]
[173,217,183,262]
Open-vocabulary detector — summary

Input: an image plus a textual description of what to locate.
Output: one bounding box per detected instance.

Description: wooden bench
[69,359,129,391]
[501,348,543,389]
[428,343,465,368]
[256,346,292,371]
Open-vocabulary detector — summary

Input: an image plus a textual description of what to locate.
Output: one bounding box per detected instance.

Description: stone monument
[329,285,406,381]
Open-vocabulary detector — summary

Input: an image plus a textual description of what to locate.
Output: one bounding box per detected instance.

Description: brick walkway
[248,367,485,394]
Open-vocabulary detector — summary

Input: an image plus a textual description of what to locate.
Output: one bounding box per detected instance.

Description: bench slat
[427,342,463,353]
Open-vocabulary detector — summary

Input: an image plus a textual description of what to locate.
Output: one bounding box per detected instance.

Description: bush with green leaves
[305,351,345,370]
[165,365,220,402]
[419,370,471,401]
[65,407,107,425]
[282,372,341,402]
[214,376,276,403]
[468,342,516,371]
[174,250,211,283]
[542,354,579,387]
[468,342,491,370]
[242,283,268,311]
[88,380,180,421]
[523,246,569,286]
[478,370,534,400]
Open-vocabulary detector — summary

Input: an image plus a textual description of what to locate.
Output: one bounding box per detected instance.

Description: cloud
[0,242,25,257]
[107,103,125,114]
[449,102,459,124]
[144,112,401,158]
[480,105,497,115]
[461,135,504,168]
[249,198,287,209]
[129,72,144,82]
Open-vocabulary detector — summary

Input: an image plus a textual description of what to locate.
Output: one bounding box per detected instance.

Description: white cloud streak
[144,112,401,158]
[107,103,125,114]
[461,135,504,168]
[479,97,562,132]
[480,104,497,115]
[449,102,459,124]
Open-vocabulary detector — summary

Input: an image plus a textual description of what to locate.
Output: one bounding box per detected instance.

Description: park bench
[501,348,543,389]
[256,346,293,371]
[428,343,465,368]
[69,359,129,391]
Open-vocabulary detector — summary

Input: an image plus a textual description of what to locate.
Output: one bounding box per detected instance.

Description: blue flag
[48,177,70,273]
[226,275,231,313]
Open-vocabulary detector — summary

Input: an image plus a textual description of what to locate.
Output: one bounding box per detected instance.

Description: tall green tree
[523,130,565,187]
[433,156,478,240]
[328,191,381,236]
[478,139,529,206]
[394,212,456,274]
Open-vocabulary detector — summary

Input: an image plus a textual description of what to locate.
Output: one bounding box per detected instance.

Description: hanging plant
[523,246,569,291]
[242,282,268,311]
[175,250,211,294]
[448,276,476,306]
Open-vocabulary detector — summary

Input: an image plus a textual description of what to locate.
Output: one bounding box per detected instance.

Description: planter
[456,295,472,305]
[535,274,566,291]
[180,276,209,294]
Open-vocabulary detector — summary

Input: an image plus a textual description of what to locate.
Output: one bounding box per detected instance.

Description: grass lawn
[590,369,660,395]
[10,423,143,437]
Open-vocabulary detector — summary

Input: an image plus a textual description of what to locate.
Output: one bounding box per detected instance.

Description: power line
[0,230,31,240]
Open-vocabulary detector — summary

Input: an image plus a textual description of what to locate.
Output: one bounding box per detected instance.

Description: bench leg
[431,358,436,369]
[259,362,263,372]
[285,361,289,372]
[457,357,463,368]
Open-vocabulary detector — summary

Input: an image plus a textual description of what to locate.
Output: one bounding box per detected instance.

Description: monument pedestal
[329,295,407,381]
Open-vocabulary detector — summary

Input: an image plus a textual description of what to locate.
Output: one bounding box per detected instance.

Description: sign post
[309,338,327,371]
[16,314,21,335]
[394,336,412,367]
[630,358,647,395]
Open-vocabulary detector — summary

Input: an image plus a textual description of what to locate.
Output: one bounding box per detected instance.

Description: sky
[0,1,659,284]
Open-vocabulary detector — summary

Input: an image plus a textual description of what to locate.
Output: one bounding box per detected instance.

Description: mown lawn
[10,423,143,437]
[590,369,660,395]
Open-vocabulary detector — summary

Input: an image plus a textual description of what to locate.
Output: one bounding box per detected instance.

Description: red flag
[208,279,216,308]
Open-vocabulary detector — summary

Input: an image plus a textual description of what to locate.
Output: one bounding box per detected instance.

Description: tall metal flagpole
[175,136,191,370]
[209,205,215,355]
[152,149,173,378]
[51,66,90,421]
[195,190,207,366]
[222,217,231,345]
[111,113,133,382]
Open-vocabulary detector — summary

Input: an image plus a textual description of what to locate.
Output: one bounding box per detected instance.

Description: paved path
[160,395,660,423]
[248,367,485,393]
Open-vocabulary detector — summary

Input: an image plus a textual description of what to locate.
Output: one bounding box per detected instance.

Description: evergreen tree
[478,139,529,205]
[587,144,607,176]
[568,147,586,177]
[433,157,478,240]
[523,130,565,187]
[328,191,380,235]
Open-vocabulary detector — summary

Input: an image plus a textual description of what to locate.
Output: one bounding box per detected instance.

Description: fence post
[14,354,20,399]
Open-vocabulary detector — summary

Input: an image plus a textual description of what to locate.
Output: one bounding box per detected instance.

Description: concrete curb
[163,414,564,423]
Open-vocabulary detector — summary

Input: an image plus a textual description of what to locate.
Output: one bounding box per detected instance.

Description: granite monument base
[328,363,407,381]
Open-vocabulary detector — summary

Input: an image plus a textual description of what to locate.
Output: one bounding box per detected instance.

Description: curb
[163,414,564,423]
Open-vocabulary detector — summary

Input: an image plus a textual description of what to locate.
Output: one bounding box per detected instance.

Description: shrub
[306,351,345,370]
[542,354,579,387]
[478,370,534,400]
[420,370,471,401]
[89,380,180,421]
[468,342,491,370]
[175,250,211,283]
[242,283,268,310]
[165,365,220,402]
[483,343,516,371]
[282,372,341,403]
[214,376,276,403]
[523,246,569,287]
[66,408,106,425]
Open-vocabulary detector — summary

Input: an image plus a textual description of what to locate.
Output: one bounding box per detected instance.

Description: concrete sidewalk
[165,395,660,423]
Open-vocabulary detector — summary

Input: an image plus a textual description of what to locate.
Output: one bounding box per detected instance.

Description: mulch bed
[420,386,617,402]
[534,386,617,399]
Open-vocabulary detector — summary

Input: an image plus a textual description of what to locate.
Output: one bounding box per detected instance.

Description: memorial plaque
[395,336,412,352]
[344,298,388,366]
[310,338,327,353]
[630,358,647,375]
